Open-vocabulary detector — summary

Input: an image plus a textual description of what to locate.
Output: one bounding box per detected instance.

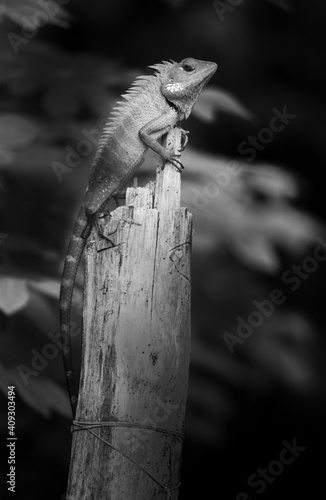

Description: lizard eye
[182,63,194,72]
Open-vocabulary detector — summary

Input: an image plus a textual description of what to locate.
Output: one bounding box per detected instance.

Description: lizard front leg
[139,111,184,171]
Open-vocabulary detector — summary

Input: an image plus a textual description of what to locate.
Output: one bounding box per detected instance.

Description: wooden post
[66,128,192,499]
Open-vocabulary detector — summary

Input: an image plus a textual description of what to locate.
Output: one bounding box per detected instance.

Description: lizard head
[160,58,217,119]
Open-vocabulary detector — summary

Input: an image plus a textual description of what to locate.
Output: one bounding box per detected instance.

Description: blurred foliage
[193,86,255,123]
[0,0,69,28]
[0,0,325,498]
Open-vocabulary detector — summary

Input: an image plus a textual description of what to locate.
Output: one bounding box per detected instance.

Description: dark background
[1,0,326,498]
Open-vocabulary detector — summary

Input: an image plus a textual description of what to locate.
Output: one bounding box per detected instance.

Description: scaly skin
[59,57,217,417]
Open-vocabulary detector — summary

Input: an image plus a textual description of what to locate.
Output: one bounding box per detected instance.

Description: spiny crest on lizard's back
[96,60,176,150]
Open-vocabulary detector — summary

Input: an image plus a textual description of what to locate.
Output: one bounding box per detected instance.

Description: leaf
[16,378,71,418]
[24,287,59,333]
[39,380,71,417]
[193,86,255,123]
[253,312,316,390]
[231,235,280,273]
[0,0,70,28]
[18,375,70,418]
[0,114,39,151]
[0,277,29,315]
[257,207,321,254]
[0,364,71,418]
[242,164,298,199]
[29,279,60,299]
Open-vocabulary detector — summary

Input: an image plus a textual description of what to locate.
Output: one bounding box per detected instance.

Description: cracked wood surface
[67,128,192,499]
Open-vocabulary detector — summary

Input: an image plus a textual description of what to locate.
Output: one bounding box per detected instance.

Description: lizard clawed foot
[94,213,117,248]
[162,153,184,172]
[96,210,111,219]
[170,153,184,172]
[180,129,189,151]
[170,159,184,172]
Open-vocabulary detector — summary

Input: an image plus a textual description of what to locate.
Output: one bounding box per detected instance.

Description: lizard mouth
[199,62,218,85]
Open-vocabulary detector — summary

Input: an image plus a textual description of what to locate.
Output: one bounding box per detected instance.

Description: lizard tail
[59,204,91,418]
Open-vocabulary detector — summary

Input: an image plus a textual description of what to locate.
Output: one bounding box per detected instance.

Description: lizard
[59,57,217,418]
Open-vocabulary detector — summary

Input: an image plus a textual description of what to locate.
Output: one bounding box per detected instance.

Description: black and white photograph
[0,1,325,498]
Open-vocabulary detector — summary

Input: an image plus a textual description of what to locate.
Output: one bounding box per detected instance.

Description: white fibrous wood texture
[67,128,192,499]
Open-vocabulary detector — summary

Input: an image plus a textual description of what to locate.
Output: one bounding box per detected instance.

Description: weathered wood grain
[66,128,192,499]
